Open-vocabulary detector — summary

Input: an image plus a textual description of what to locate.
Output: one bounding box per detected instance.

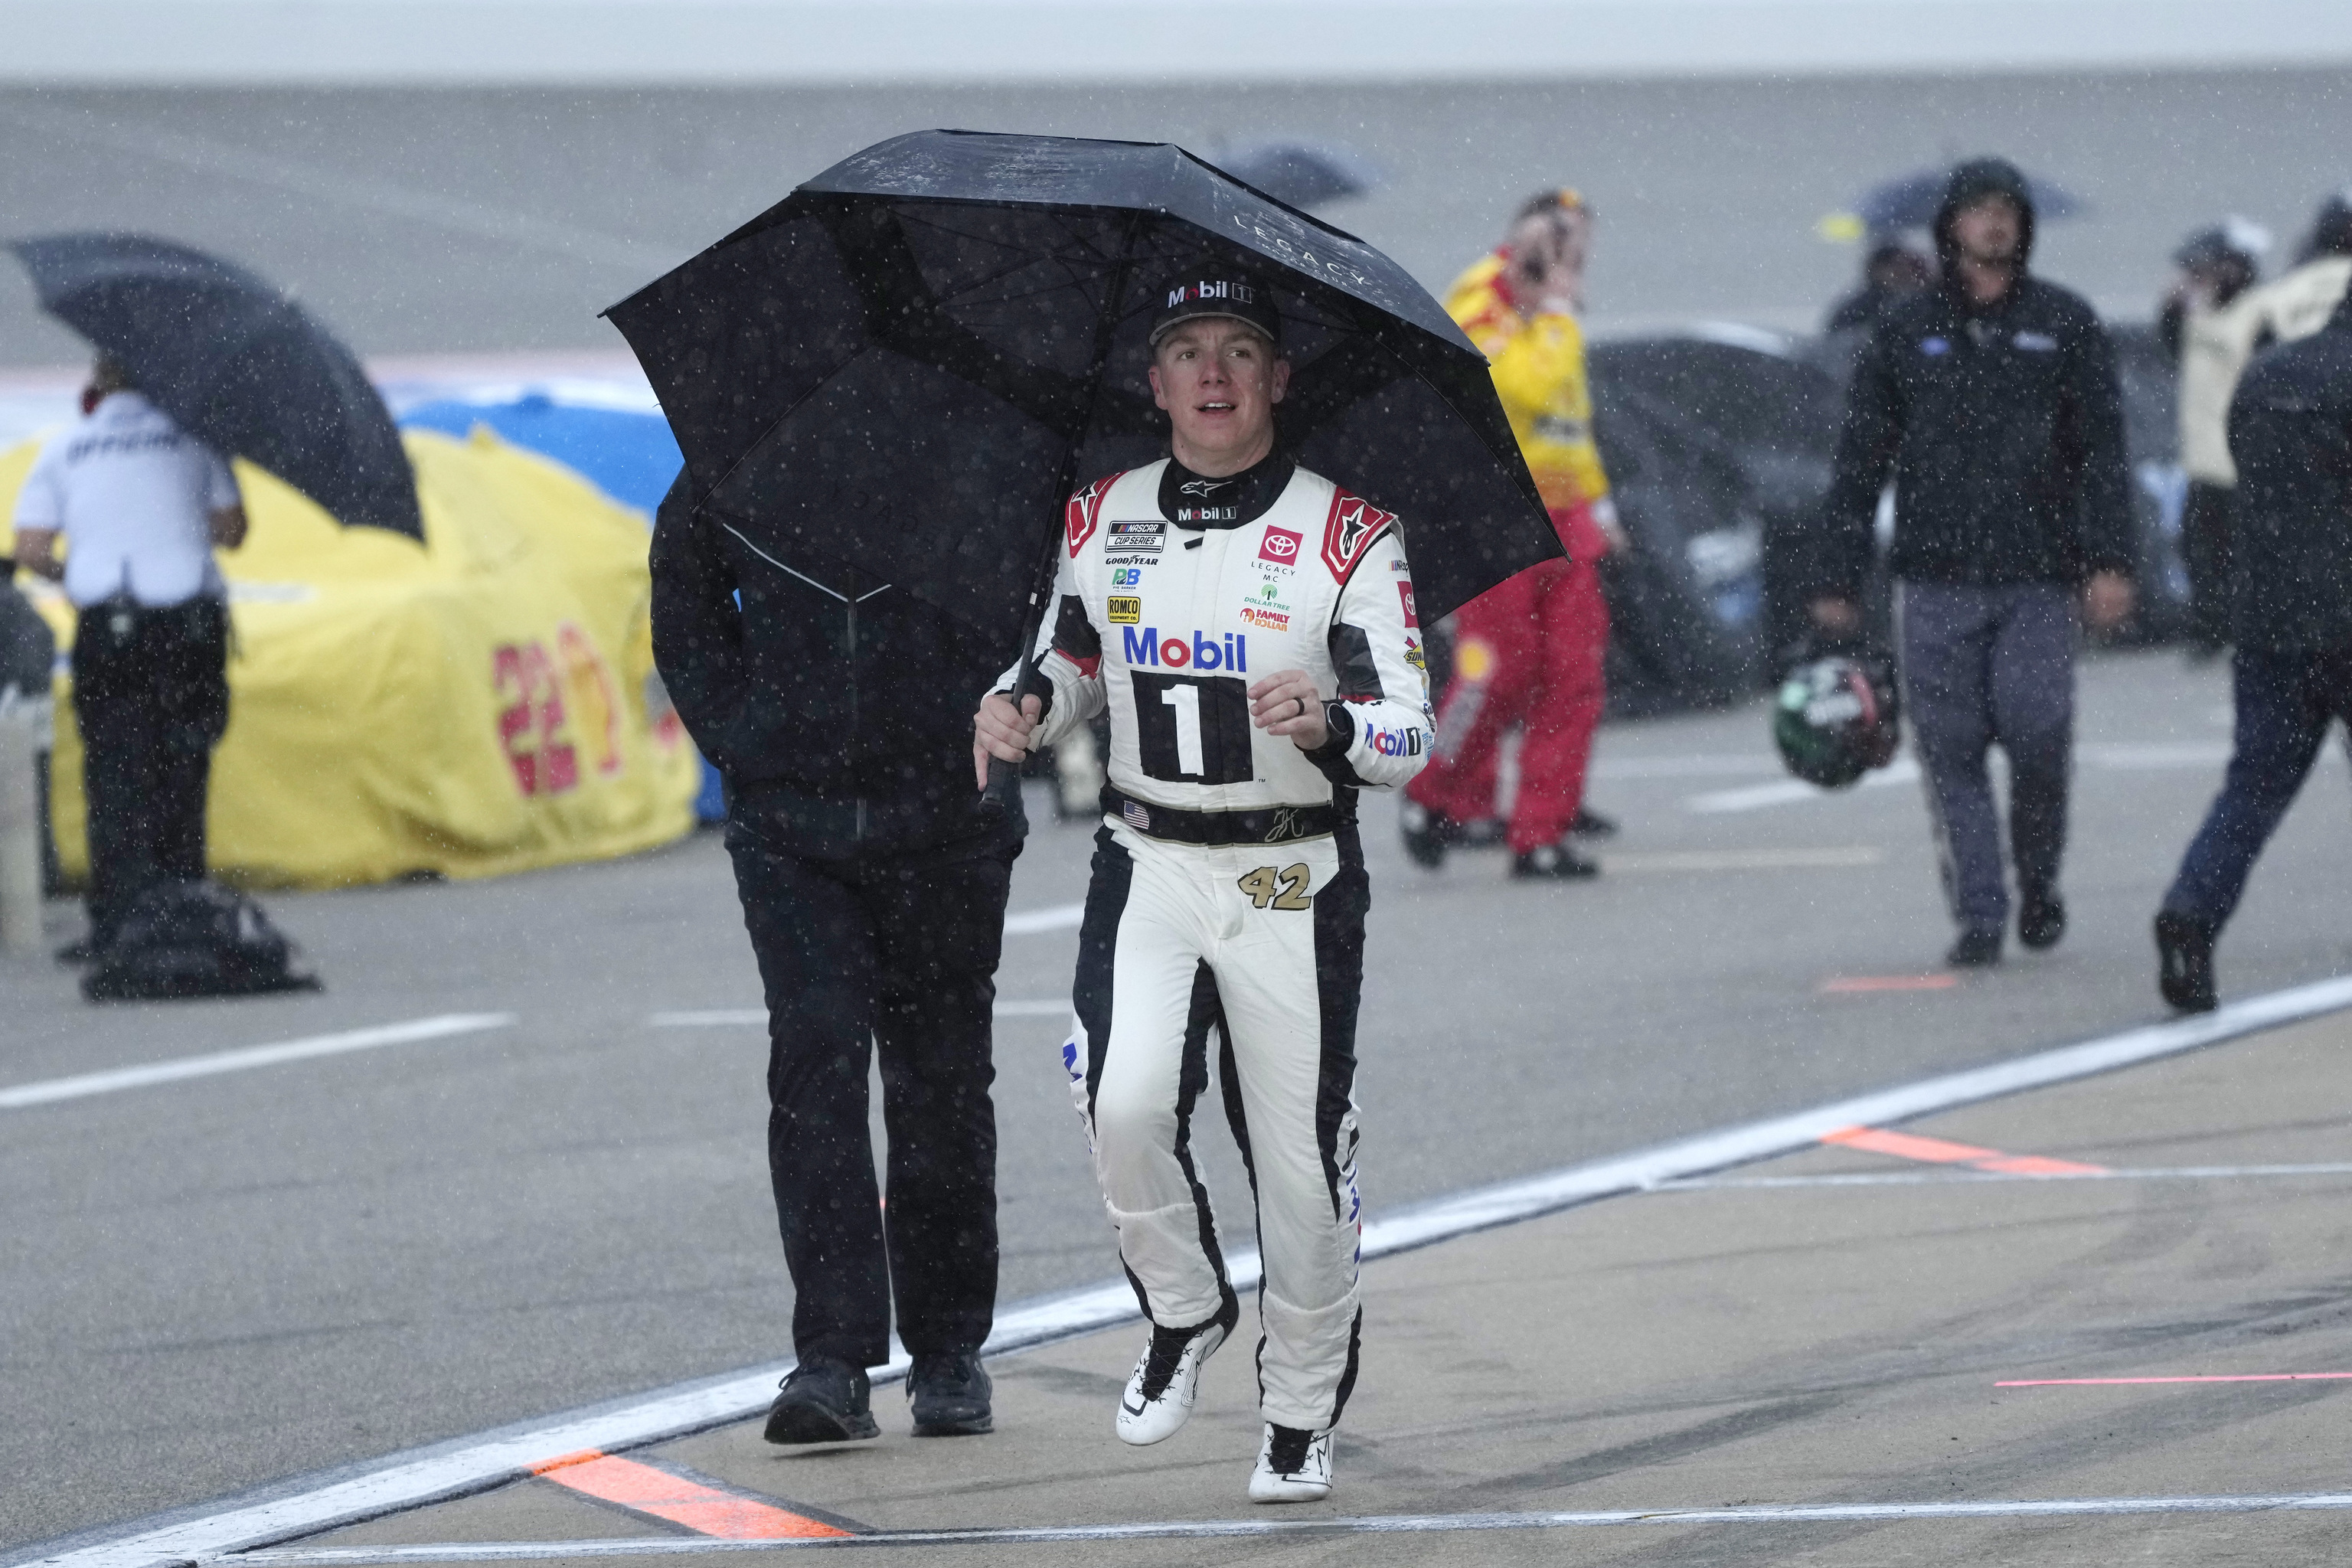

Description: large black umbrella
[1849,167,2084,237]
[1209,139,1384,211]
[603,129,1555,654]
[9,234,421,539]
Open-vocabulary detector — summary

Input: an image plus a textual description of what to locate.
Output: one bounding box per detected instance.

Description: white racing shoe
[1115,1312,1231,1446]
[1248,1423,1333,1503]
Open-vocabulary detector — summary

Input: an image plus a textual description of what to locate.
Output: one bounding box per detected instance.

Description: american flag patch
[1122,800,1151,831]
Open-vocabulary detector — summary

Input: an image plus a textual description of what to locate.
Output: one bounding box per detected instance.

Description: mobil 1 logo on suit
[1125,625,1253,785]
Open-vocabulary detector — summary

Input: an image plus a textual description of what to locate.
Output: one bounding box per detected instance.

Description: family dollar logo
[493,622,626,796]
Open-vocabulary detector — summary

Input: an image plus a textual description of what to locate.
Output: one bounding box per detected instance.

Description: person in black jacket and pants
[2154,292,2352,1012]
[651,475,1023,1443]
[1810,158,2138,967]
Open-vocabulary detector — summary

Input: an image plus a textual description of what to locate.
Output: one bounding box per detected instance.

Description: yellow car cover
[2,426,698,889]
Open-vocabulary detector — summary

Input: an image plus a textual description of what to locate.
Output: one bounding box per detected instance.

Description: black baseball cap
[1148,274,1283,348]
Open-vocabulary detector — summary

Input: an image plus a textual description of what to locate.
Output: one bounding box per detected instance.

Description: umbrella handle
[978,754,1022,817]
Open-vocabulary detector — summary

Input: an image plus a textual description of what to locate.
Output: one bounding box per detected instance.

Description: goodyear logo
[1108,596,1142,625]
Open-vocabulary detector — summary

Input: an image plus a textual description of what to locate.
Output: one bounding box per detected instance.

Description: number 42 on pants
[1236,864,1314,910]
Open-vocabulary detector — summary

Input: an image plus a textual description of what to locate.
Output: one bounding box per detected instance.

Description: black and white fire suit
[1003,453,1431,1433]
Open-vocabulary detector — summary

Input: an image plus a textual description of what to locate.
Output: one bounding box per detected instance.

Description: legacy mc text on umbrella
[603,129,1560,804]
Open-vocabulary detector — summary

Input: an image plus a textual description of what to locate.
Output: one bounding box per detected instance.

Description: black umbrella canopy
[10,234,421,539]
[1853,167,2083,237]
[605,129,1555,643]
[1209,139,1383,211]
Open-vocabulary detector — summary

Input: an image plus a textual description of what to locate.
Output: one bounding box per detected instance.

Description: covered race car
[2,425,699,889]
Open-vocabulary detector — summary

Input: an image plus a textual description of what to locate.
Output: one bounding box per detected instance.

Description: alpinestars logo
[1321,491,1397,581]
[1178,478,1233,498]
[1066,472,1122,555]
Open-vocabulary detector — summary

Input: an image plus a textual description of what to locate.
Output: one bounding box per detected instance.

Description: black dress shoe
[763,1357,879,1445]
[1946,926,2003,968]
[906,1351,993,1436]
[2155,910,2218,1014]
[1570,808,1619,839]
[54,936,102,966]
[2018,889,2066,951]
[1512,841,1600,880]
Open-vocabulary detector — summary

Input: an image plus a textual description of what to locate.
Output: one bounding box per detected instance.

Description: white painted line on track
[31,971,2352,1568]
[213,1491,2352,1560]
[1001,902,1083,935]
[1687,760,1919,814]
[1609,847,1883,873]
[649,1002,1068,1027]
[1684,741,2271,814]
[1658,1162,2352,1191]
[0,1015,518,1112]
[1588,752,1780,780]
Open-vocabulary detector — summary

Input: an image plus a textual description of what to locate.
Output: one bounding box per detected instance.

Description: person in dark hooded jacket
[649,472,1024,1445]
[2152,289,2352,1013]
[1808,157,2137,968]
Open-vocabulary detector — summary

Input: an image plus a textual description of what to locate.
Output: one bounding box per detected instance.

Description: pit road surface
[5,648,2350,1553]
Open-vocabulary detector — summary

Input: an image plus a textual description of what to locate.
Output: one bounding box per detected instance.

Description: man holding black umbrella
[11,354,243,960]
[651,472,1021,1445]
[974,275,1432,1504]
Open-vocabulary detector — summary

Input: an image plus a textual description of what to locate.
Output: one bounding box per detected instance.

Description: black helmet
[1773,652,1901,789]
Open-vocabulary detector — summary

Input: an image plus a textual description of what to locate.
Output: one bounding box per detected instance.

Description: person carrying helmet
[1810,158,2137,969]
[1400,188,1622,880]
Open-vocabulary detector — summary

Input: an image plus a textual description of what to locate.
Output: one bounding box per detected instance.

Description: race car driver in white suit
[975,274,1432,1503]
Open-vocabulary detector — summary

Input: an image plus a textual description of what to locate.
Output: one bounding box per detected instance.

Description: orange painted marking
[532,1450,852,1540]
[1819,1125,2105,1175]
[1819,974,1961,994]
[1999,1373,2352,1387]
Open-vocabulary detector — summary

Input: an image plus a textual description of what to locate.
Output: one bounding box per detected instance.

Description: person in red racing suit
[1404,189,1622,879]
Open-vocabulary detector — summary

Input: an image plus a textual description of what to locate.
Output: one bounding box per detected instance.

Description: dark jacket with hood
[1814,158,2137,599]
[2225,289,2352,652]
[649,474,1024,856]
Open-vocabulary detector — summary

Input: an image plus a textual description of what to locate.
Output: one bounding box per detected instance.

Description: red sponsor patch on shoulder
[1066,472,1123,556]
[1397,579,1418,628]
[1321,490,1396,583]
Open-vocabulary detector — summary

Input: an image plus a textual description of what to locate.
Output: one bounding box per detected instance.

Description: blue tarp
[399,393,683,514]
[399,392,725,822]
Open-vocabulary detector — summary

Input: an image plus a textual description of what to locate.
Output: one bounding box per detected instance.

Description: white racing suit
[1002,456,1432,1432]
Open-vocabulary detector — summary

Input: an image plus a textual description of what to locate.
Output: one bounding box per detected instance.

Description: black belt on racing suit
[1102,785,1344,847]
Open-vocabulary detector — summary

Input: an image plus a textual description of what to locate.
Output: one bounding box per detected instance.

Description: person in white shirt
[11,356,246,959]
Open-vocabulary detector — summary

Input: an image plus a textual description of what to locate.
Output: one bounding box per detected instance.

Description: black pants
[725,820,1018,1367]
[71,596,230,948]
[2163,643,2352,934]
[1900,582,2075,932]
[2181,481,2236,650]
